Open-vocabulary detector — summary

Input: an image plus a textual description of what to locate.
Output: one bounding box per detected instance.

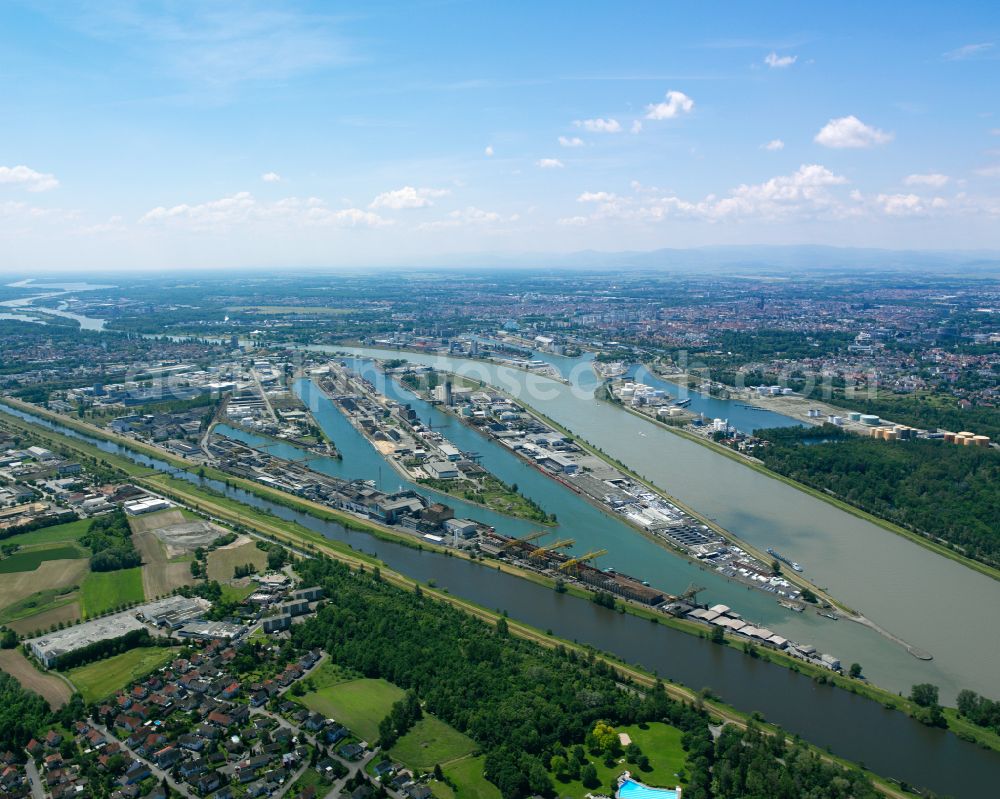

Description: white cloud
[418,206,503,230]
[140,192,389,231]
[557,216,589,226]
[644,90,694,120]
[369,186,450,210]
[573,118,622,133]
[558,136,584,148]
[975,165,1000,177]
[0,165,59,192]
[762,139,785,151]
[570,164,852,225]
[537,158,565,169]
[631,120,643,134]
[814,115,893,148]
[577,191,620,203]
[943,42,994,61]
[261,172,282,183]
[904,173,949,187]
[484,145,494,157]
[876,193,948,216]
[764,52,797,68]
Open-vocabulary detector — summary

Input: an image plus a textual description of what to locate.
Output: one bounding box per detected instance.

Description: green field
[81,567,144,617]
[0,519,90,548]
[389,715,477,772]
[298,677,404,742]
[0,544,87,573]
[219,583,256,603]
[67,646,178,703]
[0,586,80,624]
[437,755,502,799]
[548,723,688,798]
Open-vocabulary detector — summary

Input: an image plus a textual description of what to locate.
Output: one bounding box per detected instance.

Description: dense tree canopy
[755,428,1000,567]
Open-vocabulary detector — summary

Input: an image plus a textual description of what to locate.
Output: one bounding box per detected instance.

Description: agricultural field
[0,543,87,573]
[297,677,404,742]
[80,567,144,617]
[0,648,72,709]
[0,557,88,625]
[389,715,477,772]
[206,536,268,582]
[0,518,90,548]
[546,722,688,798]
[66,646,178,703]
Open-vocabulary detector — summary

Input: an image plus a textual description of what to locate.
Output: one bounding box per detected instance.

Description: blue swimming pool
[617,778,678,799]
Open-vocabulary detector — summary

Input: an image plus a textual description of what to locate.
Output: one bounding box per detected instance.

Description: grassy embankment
[2,398,997,762]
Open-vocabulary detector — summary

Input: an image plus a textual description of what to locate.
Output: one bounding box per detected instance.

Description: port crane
[528,538,575,560]
[558,548,608,574]
[500,530,548,551]
[681,583,706,602]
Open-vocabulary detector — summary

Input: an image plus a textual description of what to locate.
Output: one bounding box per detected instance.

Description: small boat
[819,612,840,621]
[778,600,805,612]
[673,398,692,408]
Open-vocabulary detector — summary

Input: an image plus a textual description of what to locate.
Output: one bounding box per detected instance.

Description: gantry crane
[500,530,548,551]
[528,538,575,560]
[681,583,706,602]
[558,548,608,574]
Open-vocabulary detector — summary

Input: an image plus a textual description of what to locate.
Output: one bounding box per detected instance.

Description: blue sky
[1,0,999,270]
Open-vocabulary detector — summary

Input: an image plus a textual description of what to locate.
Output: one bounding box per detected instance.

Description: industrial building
[137,595,212,629]
[176,620,243,640]
[27,613,147,667]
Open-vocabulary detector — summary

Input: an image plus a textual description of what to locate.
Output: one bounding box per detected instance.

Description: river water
[2,297,997,700]
[316,345,1000,706]
[1,401,997,797]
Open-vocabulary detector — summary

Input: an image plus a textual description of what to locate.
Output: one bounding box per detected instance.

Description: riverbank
[610,381,1000,585]
[3,397,998,760]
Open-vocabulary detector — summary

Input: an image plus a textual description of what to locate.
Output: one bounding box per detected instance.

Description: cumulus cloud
[484,145,494,157]
[644,90,694,120]
[631,120,643,134]
[0,165,59,192]
[943,42,994,60]
[814,115,893,148]
[558,136,584,148]
[537,158,565,169]
[369,186,450,210]
[261,172,282,183]
[567,164,852,225]
[975,165,1000,178]
[764,52,797,68]
[577,191,620,203]
[904,173,949,187]
[418,206,503,230]
[573,118,622,133]
[876,193,948,216]
[140,192,389,231]
[762,139,785,151]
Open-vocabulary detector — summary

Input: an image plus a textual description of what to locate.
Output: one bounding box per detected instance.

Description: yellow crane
[558,548,608,573]
[529,538,575,559]
[501,530,547,551]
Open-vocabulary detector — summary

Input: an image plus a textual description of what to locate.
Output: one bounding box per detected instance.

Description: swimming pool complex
[617,777,679,799]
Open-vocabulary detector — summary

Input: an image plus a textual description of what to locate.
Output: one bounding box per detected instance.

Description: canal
[322,345,1000,706]
[2,401,998,797]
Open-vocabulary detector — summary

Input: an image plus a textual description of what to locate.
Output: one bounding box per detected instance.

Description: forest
[81,510,142,572]
[755,427,1000,567]
[289,556,878,799]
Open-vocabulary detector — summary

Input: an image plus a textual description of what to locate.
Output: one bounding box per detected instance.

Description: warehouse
[27,613,147,667]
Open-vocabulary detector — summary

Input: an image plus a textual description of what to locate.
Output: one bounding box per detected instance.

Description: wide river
[2,401,998,797]
[315,345,1000,705]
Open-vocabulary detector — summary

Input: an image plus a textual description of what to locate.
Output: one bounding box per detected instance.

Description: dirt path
[0,649,72,709]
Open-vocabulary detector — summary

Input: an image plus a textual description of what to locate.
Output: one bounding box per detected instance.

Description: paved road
[93,721,196,799]
[23,755,45,799]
